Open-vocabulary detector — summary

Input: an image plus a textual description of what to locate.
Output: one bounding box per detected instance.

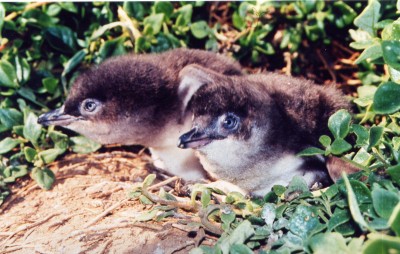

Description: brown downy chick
[177,64,350,196]
[37,48,242,180]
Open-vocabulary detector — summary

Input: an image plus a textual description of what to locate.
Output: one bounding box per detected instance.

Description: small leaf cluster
[229,1,358,68]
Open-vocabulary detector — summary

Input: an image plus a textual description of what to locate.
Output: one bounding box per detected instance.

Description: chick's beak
[178,127,213,149]
[37,106,78,126]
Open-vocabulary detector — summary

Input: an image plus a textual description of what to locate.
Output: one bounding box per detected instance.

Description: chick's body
[38,49,242,180]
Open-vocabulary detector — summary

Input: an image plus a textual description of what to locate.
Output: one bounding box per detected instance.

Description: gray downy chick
[177,64,351,196]
[37,48,243,181]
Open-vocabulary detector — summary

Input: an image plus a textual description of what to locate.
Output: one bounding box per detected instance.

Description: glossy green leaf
[319,135,332,147]
[372,187,399,219]
[297,147,325,156]
[0,3,4,36]
[309,232,356,254]
[230,244,253,254]
[351,124,369,147]
[288,205,321,240]
[382,40,400,70]
[42,77,59,94]
[0,60,19,88]
[354,43,382,64]
[191,21,209,39]
[388,203,400,236]
[23,112,42,145]
[342,173,372,231]
[142,174,156,189]
[0,108,23,131]
[368,126,384,150]
[24,147,37,162]
[387,164,400,185]
[219,220,255,253]
[328,209,350,232]
[32,167,55,190]
[200,188,211,208]
[14,56,30,85]
[143,13,164,35]
[44,26,77,53]
[363,233,400,254]
[331,138,352,155]
[38,148,65,164]
[123,2,145,20]
[354,0,380,36]
[154,2,173,18]
[328,109,351,139]
[3,165,28,183]
[0,138,21,154]
[373,82,400,114]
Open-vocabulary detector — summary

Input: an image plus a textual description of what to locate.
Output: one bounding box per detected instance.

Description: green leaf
[351,124,369,147]
[288,205,321,240]
[0,59,19,88]
[136,209,159,222]
[309,232,354,254]
[0,108,23,131]
[328,209,350,232]
[331,138,352,155]
[261,203,276,227]
[191,21,209,39]
[14,56,30,85]
[44,25,77,53]
[230,244,253,254]
[0,3,5,36]
[38,148,65,164]
[373,82,400,114]
[319,135,332,147]
[382,40,400,70]
[24,147,37,162]
[3,165,28,183]
[297,147,325,156]
[387,164,400,185]
[363,233,400,254]
[372,187,399,219]
[285,176,309,198]
[328,109,351,139]
[23,112,42,145]
[123,2,145,20]
[70,136,101,154]
[0,138,21,154]
[388,203,400,236]
[32,167,55,190]
[221,208,236,232]
[143,13,164,35]
[200,188,211,208]
[154,2,173,18]
[219,220,255,253]
[61,49,87,93]
[42,77,59,94]
[342,173,372,231]
[354,43,382,64]
[368,126,384,150]
[142,174,156,189]
[353,0,380,36]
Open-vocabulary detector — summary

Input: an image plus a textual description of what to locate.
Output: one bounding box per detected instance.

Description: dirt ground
[0,148,214,254]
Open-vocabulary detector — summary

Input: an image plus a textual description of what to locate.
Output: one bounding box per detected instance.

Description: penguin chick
[37,48,243,181]
[177,64,350,196]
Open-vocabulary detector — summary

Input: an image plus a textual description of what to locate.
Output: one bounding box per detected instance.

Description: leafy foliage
[1,1,400,253]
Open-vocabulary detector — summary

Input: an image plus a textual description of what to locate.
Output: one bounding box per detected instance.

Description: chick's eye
[83,100,97,112]
[222,115,238,130]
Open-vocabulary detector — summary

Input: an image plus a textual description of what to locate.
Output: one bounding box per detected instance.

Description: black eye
[83,100,97,112]
[222,115,239,130]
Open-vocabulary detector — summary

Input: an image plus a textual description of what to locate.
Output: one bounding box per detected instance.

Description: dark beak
[37,106,78,126]
[178,127,213,149]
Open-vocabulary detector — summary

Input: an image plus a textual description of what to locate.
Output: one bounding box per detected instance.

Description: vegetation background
[0,1,399,253]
